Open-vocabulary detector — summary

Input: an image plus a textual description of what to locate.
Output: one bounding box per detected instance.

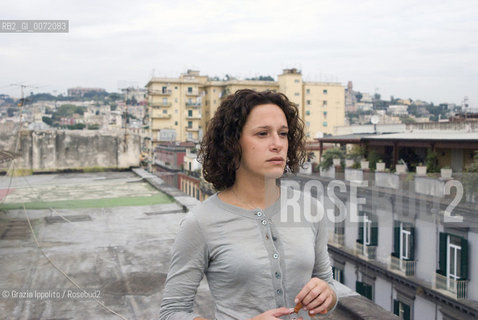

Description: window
[357,211,378,257]
[175,121,178,126]
[437,233,468,294]
[306,89,310,94]
[332,266,344,284]
[175,86,178,90]
[162,86,167,93]
[295,92,300,96]
[188,110,192,117]
[162,109,167,114]
[188,121,192,128]
[306,121,310,127]
[294,79,300,83]
[188,87,193,93]
[393,300,411,320]
[323,89,328,95]
[323,100,328,106]
[392,221,415,261]
[356,281,373,300]
[323,121,328,127]
[305,110,310,116]
[162,98,168,105]
[306,100,311,105]
[323,111,327,118]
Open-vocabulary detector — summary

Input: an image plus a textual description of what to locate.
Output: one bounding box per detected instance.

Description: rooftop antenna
[463,96,469,121]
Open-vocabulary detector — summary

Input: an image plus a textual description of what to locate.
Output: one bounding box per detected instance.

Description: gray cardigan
[160,189,337,320]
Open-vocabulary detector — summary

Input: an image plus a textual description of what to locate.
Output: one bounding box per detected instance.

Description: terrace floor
[0,170,393,319]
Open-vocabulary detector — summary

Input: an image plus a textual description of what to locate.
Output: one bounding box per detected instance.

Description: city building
[305,122,478,320]
[145,69,345,150]
[67,87,106,97]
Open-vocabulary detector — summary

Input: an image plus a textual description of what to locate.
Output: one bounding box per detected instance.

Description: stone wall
[0,130,140,172]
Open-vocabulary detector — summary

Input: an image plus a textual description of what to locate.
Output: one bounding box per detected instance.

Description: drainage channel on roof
[45,215,92,224]
[144,209,185,216]
[0,220,30,240]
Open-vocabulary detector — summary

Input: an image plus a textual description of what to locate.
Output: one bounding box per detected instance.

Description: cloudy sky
[1,0,477,106]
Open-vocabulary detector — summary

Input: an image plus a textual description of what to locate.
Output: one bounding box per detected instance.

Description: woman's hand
[294,278,336,316]
[249,307,296,320]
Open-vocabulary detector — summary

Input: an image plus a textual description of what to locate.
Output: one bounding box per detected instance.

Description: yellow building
[146,68,345,148]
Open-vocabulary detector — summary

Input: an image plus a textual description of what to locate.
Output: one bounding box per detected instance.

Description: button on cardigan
[160,189,337,320]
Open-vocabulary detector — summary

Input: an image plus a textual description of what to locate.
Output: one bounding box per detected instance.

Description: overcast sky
[1,0,477,107]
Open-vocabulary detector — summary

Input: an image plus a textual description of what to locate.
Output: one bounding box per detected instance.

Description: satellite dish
[371,115,380,125]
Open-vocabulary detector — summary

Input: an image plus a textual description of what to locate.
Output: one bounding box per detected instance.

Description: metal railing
[329,233,345,246]
[434,273,467,299]
[389,255,416,276]
[355,242,376,260]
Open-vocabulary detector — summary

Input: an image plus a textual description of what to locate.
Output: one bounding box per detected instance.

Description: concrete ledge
[133,168,201,212]
[337,295,399,319]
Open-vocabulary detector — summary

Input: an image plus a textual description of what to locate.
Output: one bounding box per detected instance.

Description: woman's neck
[228,175,279,210]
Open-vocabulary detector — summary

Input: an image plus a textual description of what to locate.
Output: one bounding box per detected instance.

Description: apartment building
[305,129,478,320]
[145,69,345,149]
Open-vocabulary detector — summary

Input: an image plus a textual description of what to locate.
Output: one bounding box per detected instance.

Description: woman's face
[237,103,289,180]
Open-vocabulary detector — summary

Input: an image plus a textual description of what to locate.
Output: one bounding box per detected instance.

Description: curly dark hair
[198,89,306,191]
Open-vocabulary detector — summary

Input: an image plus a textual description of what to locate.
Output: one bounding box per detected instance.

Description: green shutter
[358,222,364,244]
[409,227,415,261]
[364,283,373,300]
[356,281,363,295]
[403,303,410,320]
[393,300,399,316]
[371,223,378,246]
[438,232,447,275]
[340,269,344,284]
[461,237,468,280]
[393,221,400,257]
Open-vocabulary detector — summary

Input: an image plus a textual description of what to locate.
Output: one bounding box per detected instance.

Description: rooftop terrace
[0,170,397,319]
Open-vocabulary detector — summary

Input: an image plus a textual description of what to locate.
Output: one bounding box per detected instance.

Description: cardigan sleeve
[159,213,209,320]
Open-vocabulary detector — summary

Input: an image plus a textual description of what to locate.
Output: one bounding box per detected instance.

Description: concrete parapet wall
[0,130,140,172]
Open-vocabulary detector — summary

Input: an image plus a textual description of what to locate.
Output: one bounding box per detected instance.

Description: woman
[160,89,337,320]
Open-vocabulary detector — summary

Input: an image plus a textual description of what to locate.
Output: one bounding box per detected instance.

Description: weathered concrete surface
[0,130,140,172]
[0,171,396,319]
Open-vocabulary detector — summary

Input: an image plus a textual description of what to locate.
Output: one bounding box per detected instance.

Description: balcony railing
[151,102,172,108]
[434,272,467,299]
[151,114,171,119]
[355,241,376,260]
[329,233,345,246]
[185,91,199,96]
[186,127,200,132]
[150,89,172,96]
[185,102,201,108]
[389,255,416,276]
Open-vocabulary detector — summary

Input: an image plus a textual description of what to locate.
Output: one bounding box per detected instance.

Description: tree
[42,116,53,126]
[355,92,363,102]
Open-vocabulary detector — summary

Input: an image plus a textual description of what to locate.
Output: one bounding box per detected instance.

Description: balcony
[329,232,345,246]
[389,255,416,276]
[150,89,172,96]
[434,273,468,300]
[151,102,172,108]
[151,114,171,119]
[186,102,202,108]
[185,90,199,96]
[186,127,200,132]
[186,115,201,120]
[355,241,377,260]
